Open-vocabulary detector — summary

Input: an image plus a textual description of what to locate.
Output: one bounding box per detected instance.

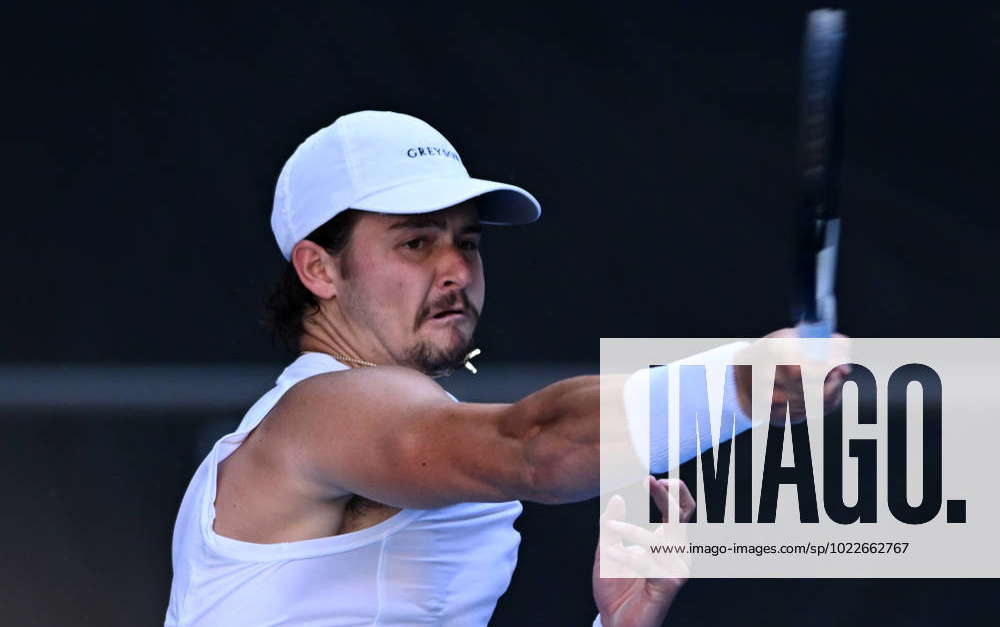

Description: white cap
[271,110,541,260]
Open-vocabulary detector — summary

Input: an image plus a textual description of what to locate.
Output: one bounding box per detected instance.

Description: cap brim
[350,176,540,225]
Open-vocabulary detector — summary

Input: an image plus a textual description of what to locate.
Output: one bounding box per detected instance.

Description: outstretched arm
[258,365,602,509]
[256,330,843,510]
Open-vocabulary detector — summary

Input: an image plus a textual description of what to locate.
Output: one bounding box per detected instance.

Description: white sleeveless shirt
[165,353,523,626]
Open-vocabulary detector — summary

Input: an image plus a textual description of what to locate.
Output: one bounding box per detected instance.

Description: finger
[823,366,852,406]
[602,544,658,579]
[600,493,625,524]
[666,479,696,523]
[649,476,673,522]
[823,375,845,398]
[599,494,626,546]
[775,364,803,386]
[606,519,659,546]
[603,543,690,580]
[650,477,695,524]
[826,362,852,383]
[601,544,646,578]
[834,362,852,376]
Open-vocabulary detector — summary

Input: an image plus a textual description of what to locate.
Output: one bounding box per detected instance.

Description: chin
[405,332,475,378]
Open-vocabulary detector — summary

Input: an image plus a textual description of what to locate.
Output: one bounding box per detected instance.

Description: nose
[436,244,474,289]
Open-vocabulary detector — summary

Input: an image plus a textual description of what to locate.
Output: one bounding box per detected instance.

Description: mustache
[416,291,480,328]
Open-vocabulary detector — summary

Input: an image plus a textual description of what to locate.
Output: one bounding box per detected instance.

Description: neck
[298,306,387,368]
[299,332,381,369]
[297,306,480,377]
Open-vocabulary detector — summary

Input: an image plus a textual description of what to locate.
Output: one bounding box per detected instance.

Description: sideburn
[336,244,354,280]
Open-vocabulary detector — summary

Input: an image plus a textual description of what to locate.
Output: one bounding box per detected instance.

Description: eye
[403,238,425,250]
[459,240,479,251]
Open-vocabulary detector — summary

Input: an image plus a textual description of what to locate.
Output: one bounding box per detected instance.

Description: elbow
[505,388,600,505]
[520,444,599,505]
[522,464,561,505]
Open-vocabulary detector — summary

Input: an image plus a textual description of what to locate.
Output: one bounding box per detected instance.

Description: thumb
[599,494,626,546]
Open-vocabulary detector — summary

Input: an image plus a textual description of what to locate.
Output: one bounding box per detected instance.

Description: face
[330,202,485,376]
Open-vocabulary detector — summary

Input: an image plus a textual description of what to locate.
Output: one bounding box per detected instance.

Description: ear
[291,240,339,300]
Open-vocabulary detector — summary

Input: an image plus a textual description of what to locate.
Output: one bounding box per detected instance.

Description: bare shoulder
[258,365,459,466]
[283,365,453,411]
[229,363,600,508]
[251,365,510,508]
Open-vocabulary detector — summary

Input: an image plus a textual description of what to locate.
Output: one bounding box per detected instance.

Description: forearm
[499,341,756,503]
[503,375,601,504]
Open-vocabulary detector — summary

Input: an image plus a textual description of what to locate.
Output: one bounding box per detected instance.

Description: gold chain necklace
[326,353,377,368]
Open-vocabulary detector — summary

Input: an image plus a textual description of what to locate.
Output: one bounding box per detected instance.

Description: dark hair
[262,209,362,350]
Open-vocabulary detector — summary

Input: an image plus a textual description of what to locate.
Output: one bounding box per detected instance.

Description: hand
[732,327,851,425]
[593,477,695,627]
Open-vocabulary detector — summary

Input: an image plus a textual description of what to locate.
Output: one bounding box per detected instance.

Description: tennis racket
[794,8,846,339]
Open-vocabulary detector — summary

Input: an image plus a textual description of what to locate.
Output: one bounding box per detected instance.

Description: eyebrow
[388,216,482,234]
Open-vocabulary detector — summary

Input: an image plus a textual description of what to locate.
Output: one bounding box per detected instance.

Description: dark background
[1,1,997,625]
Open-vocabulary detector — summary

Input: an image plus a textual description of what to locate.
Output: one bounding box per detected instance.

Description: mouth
[418,291,478,330]
[428,309,467,322]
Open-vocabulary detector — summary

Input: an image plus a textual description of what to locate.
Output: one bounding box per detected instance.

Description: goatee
[405,335,477,378]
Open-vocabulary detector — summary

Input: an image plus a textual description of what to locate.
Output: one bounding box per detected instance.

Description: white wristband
[623,341,754,474]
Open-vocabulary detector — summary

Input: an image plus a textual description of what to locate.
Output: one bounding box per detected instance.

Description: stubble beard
[406,291,480,377]
[404,329,477,377]
[339,265,481,376]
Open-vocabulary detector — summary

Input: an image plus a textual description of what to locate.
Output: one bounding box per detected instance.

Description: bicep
[269,368,531,509]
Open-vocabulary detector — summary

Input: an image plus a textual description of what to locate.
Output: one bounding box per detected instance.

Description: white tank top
[165,353,523,626]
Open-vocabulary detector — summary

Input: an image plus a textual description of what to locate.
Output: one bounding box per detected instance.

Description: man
[166,111,839,626]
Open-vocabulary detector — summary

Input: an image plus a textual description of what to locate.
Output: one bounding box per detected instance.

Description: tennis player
[165,111,842,626]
